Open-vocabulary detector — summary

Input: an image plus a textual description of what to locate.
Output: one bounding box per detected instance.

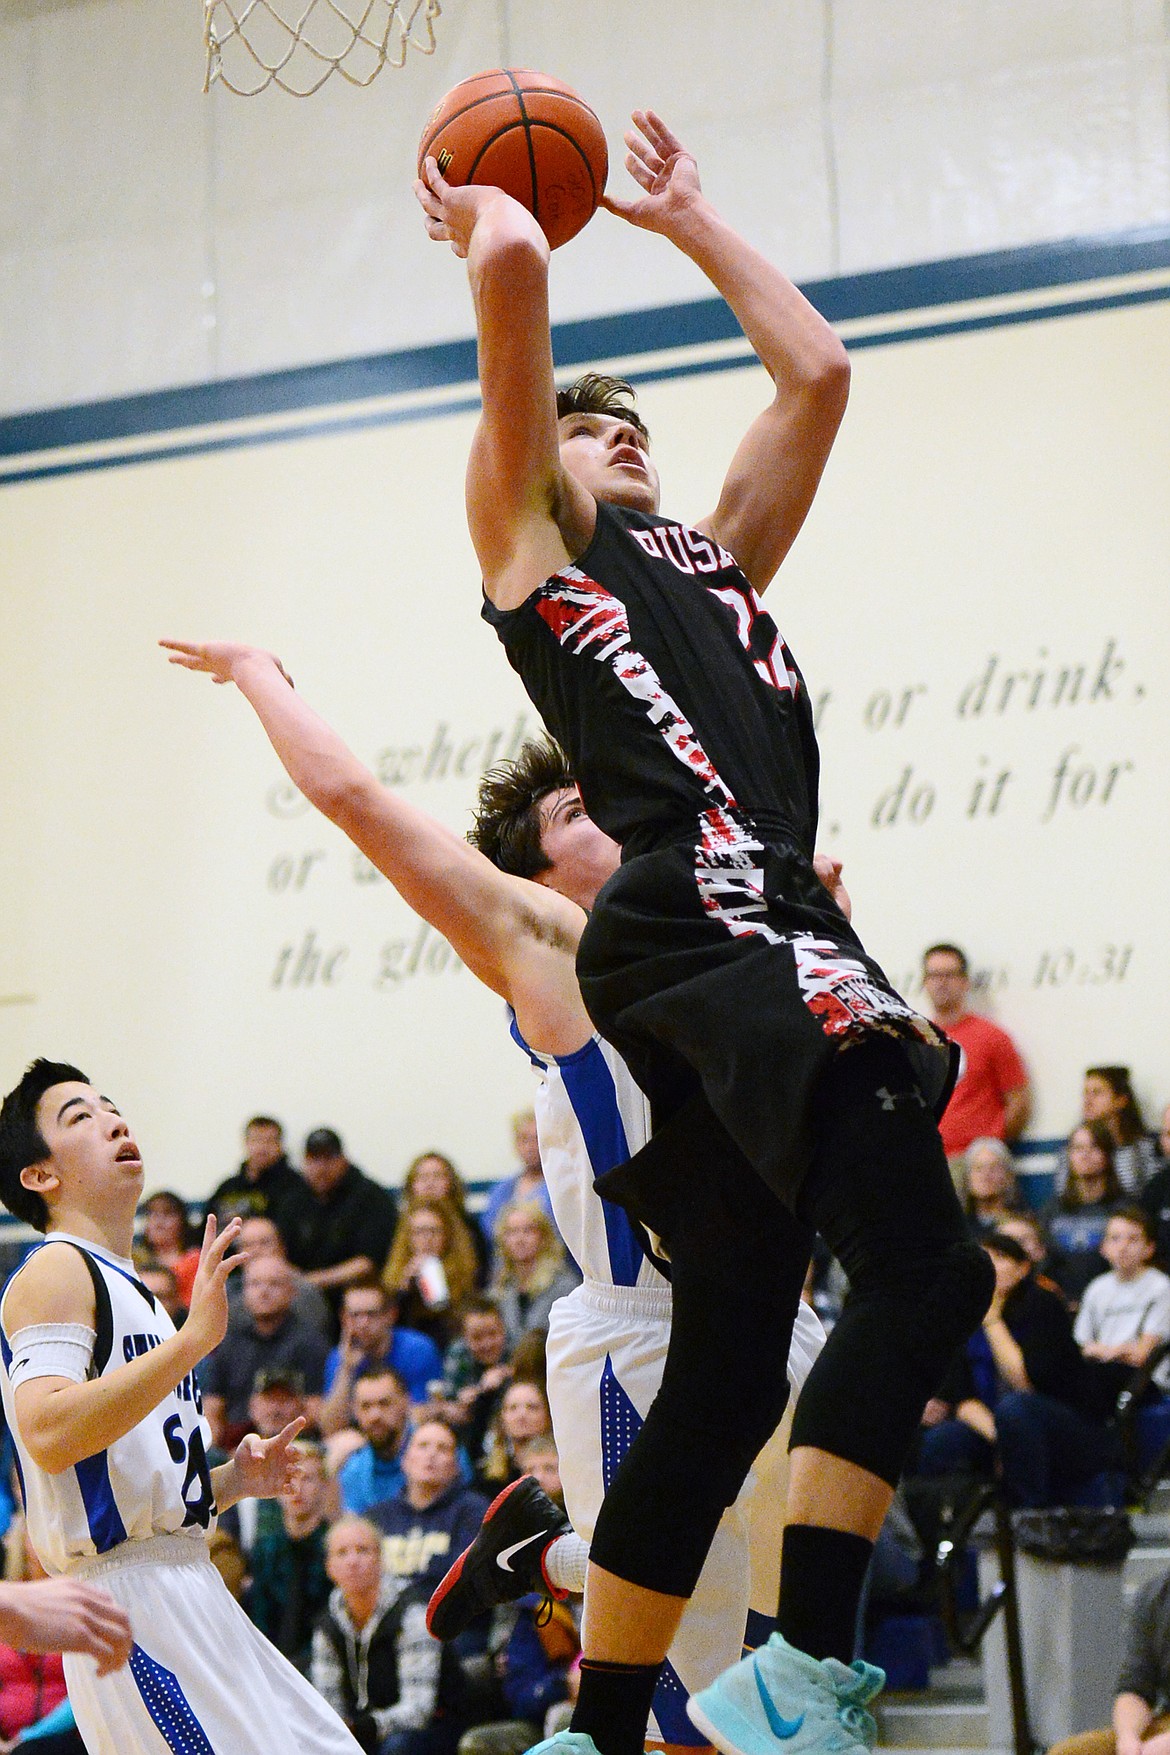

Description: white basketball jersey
[509,1014,666,1290]
[0,1234,215,1576]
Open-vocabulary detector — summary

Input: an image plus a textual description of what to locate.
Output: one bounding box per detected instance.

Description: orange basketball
[417,68,607,250]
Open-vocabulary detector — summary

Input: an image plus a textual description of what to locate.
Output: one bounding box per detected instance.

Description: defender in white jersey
[517,1018,824,1745]
[165,641,841,1747]
[0,1058,364,1755]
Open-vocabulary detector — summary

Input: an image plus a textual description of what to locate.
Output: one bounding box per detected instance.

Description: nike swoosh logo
[754,1662,805,1740]
[496,1533,544,1573]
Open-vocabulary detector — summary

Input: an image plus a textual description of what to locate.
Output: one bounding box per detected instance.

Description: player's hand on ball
[231,1418,308,1500]
[414,158,536,260]
[601,110,701,233]
[160,639,293,690]
[0,1578,133,1676]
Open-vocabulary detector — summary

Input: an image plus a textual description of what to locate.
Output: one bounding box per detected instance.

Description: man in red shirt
[923,943,1031,1159]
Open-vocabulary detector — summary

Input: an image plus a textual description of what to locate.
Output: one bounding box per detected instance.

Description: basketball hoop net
[203,0,441,96]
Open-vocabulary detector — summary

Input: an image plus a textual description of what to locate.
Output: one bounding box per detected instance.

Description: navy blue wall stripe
[1,223,1166,474]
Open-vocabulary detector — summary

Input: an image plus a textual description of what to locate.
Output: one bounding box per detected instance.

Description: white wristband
[6,1323,96,1386]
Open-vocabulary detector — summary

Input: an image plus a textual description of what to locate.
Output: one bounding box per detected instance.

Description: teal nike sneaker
[522,1736,601,1755]
[686,1633,885,1755]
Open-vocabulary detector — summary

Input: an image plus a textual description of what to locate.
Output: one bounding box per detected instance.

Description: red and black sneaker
[427,1475,572,1641]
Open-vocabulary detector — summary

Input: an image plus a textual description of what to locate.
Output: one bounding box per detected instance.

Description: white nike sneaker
[686,1633,884,1755]
[427,1475,572,1640]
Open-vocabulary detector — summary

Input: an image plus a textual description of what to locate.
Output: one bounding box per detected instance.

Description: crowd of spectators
[0,945,1164,1738]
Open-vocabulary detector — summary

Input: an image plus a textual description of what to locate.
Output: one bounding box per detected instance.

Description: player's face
[28,1082,144,1217]
[534,786,620,911]
[1161,1105,1170,1161]
[557,411,660,514]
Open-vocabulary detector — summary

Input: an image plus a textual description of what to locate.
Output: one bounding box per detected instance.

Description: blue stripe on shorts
[129,1644,216,1753]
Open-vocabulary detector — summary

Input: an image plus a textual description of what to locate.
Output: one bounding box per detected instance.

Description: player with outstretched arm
[163,635,833,1752]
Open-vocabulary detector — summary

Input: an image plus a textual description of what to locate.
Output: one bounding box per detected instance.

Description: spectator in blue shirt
[337,1368,413,1515]
[320,1278,444,1438]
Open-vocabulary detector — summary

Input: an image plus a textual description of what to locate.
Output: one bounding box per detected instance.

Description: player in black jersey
[417,110,993,1755]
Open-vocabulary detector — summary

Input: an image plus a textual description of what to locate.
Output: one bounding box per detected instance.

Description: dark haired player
[163,637,830,1751]
[0,1059,365,1754]
[417,108,993,1755]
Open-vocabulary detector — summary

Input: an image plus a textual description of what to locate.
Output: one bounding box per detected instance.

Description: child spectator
[490,1204,578,1351]
[434,1298,512,1461]
[310,1515,443,1755]
[248,1440,334,1673]
[1043,1121,1124,1303]
[1075,1208,1170,1402]
[382,1205,479,1350]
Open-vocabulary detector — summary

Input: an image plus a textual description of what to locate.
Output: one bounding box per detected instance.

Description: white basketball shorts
[63,1532,362,1755]
[545,1281,825,1741]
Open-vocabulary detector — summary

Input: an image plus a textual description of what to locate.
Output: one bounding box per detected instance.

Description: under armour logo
[876,1085,927,1111]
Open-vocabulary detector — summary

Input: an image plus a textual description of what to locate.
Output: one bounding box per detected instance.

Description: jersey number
[163,1414,215,1530]
[708,584,795,695]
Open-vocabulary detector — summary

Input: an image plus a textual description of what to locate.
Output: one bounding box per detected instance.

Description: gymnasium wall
[2,242,1167,1194]
[1,0,1168,1194]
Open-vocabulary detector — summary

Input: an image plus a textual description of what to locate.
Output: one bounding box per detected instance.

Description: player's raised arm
[6,1216,241,1475]
[414,161,595,609]
[161,641,586,1018]
[604,110,850,594]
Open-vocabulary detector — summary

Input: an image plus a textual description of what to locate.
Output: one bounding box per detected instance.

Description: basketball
[417,68,608,251]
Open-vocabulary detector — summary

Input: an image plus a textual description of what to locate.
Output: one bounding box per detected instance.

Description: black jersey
[483,501,819,860]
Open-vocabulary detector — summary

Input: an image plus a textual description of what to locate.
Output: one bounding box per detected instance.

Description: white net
[203,0,442,97]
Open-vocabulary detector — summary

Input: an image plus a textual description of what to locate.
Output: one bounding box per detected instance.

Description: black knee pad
[790,1238,994,1486]
[923,1238,996,1348]
[589,1375,791,1598]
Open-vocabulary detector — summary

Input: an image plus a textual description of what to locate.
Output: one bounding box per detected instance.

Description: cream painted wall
[1,290,1165,1193]
[0,0,1167,414]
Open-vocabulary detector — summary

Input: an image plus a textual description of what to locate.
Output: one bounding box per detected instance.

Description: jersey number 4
[164,1415,216,1530]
